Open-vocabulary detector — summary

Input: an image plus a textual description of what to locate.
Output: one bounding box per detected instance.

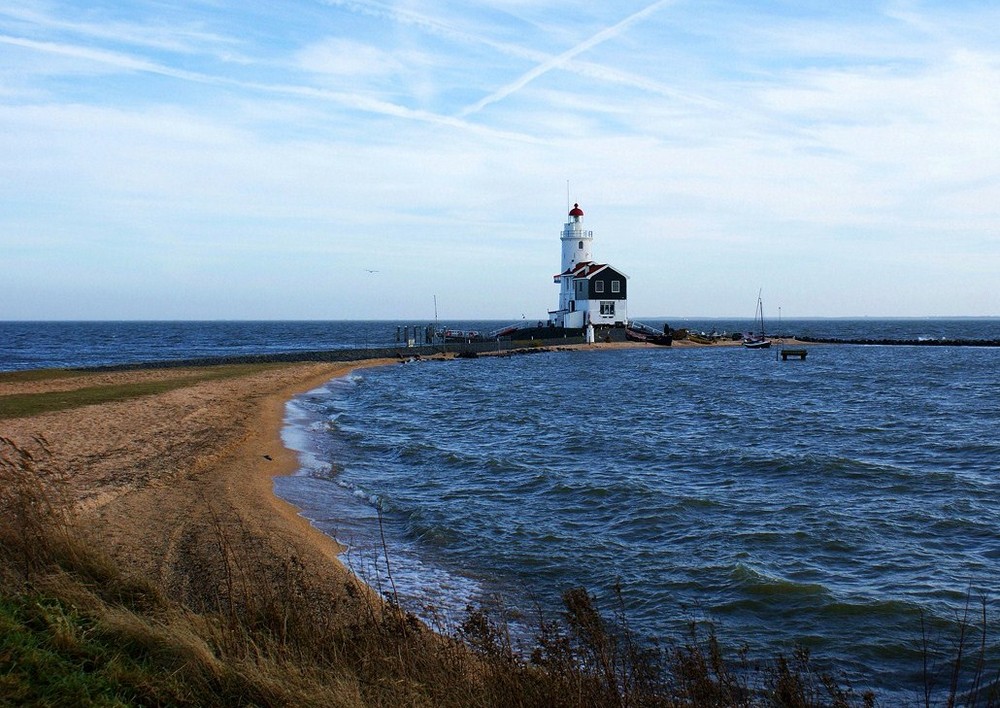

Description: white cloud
[296,37,404,77]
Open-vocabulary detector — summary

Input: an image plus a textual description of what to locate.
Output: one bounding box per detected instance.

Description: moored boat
[743,337,771,349]
[743,290,771,349]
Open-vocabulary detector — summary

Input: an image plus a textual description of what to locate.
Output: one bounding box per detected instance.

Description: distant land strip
[74,341,568,373]
[75,347,421,372]
[797,336,1000,347]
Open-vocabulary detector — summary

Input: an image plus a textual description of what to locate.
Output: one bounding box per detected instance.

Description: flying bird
[365,269,379,274]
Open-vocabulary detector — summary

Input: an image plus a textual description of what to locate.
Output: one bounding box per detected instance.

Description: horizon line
[2,315,999,323]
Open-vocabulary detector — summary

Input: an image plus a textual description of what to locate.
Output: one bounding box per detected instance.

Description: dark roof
[557,261,628,279]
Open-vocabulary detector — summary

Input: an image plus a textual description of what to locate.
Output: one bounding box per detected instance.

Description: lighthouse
[548,203,629,329]
[561,203,593,273]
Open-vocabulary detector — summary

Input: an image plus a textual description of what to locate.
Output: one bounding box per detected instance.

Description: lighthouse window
[578,240,583,249]
[611,280,620,293]
[595,281,604,293]
[600,301,615,316]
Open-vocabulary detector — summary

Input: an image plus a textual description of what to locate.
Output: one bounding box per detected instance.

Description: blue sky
[1,0,997,320]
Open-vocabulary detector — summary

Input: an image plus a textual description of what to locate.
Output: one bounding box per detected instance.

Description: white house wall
[577,299,627,326]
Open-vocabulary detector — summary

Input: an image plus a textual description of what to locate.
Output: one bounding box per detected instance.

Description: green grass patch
[0,369,88,384]
[0,592,245,707]
[0,595,156,706]
[0,364,286,419]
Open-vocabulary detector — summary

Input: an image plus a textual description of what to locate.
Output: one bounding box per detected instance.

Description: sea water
[0,320,400,371]
[275,330,1000,701]
[3,319,999,700]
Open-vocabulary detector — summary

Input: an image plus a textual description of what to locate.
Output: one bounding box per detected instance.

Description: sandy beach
[1,362,399,616]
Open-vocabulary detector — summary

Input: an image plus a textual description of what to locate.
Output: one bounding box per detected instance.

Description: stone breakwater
[798,336,1000,347]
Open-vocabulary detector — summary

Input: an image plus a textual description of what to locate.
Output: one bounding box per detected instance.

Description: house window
[600,301,615,316]
[611,280,620,294]
[595,281,604,293]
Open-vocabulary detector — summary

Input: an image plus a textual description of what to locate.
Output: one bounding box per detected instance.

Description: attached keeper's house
[548,203,628,329]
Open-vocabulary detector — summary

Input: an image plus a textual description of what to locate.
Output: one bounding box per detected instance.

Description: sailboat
[743,290,771,349]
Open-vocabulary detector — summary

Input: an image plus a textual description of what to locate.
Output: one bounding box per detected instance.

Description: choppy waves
[280,344,1000,698]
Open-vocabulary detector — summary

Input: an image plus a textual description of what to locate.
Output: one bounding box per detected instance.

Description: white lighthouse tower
[548,203,629,329]
[561,203,593,273]
[556,203,592,321]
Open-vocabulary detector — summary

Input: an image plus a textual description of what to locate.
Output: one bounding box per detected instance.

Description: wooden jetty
[781,349,807,361]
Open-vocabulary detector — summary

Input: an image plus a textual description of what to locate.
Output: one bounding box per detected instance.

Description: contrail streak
[457,0,677,118]
[0,35,543,143]
[324,0,718,110]
[320,0,541,62]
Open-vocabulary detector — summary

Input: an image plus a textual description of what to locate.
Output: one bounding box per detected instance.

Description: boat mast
[756,288,765,338]
[754,288,764,339]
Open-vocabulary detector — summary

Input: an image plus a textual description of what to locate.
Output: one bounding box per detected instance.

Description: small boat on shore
[743,291,771,349]
[625,322,672,346]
